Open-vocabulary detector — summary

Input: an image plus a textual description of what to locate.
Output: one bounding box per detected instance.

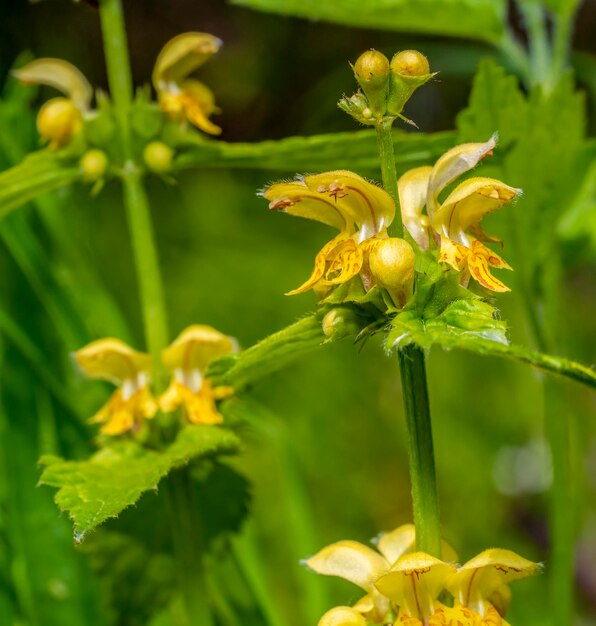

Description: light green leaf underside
[173,130,456,173]
[0,150,83,219]
[388,300,596,388]
[207,314,326,390]
[39,426,240,540]
[231,0,505,42]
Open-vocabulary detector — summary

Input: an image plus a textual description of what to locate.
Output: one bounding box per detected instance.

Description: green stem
[520,1,552,87]
[498,29,531,85]
[552,8,576,80]
[376,119,403,238]
[376,118,440,555]
[398,345,441,556]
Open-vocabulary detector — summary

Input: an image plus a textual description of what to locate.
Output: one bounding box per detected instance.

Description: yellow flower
[444,548,540,625]
[13,58,92,148]
[159,325,237,425]
[263,170,397,296]
[398,135,521,292]
[152,32,222,135]
[74,338,157,436]
[306,524,456,624]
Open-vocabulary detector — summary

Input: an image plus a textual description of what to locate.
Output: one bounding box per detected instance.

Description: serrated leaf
[387,300,596,387]
[232,0,505,42]
[172,130,455,175]
[39,426,240,540]
[0,150,83,219]
[207,314,326,389]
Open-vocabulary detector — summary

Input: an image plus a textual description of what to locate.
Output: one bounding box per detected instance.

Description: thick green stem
[398,345,441,556]
[376,118,440,555]
[375,120,403,238]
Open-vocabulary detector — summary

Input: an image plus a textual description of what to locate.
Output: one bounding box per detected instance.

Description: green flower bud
[386,49,434,118]
[368,238,415,307]
[353,49,390,117]
[143,141,174,173]
[338,92,375,126]
[80,149,108,180]
[322,308,361,341]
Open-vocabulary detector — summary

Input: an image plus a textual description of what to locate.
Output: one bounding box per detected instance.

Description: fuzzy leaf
[231,0,506,42]
[207,314,327,389]
[387,300,596,387]
[39,426,240,540]
[171,130,455,174]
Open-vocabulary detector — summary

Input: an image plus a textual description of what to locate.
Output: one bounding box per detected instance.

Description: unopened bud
[368,238,415,307]
[37,97,83,148]
[387,50,434,118]
[353,49,390,117]
[143,141,174,173]
[322,308,361,341]
[80,149,108,180]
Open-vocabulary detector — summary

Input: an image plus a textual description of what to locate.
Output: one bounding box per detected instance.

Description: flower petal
[74,339,152,384]
[180,79,221,135]
[449,549,540,610]
[318,606,367,626]
[376,524,416,564]
[468,247,511,292]
[398,166,432,248]
[306,540,389,592]
[304,171,395,238]
[438,237,469,272]
[427,134,497,215]
[152,32,221,90]
[432,177,520,241]
[323,239,364,285]
[13,58,92,111]
[265,182,348,231]
[472,241,512,270]
[162,325,237,373]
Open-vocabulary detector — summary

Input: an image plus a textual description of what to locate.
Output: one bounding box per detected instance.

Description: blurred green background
[0,1,595,625]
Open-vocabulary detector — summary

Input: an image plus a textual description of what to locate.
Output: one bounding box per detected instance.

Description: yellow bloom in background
[263,170,397,296]
[398,134,521,292]
[152,32,222,135]
[74,338,157,436]
[13,58,92,148]
[306,524,456,624]
[159,325,237,425]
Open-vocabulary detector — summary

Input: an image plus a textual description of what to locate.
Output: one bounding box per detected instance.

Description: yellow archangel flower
[13,58,92,148]
[74,339,157,436]
[263,171,397,296]
[306,524,457,624]
[159,325,237,425]
[398,134,521,292]
[152,32,223,135]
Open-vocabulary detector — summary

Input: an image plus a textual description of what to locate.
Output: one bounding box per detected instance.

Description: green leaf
[0,150,83,219]
[207,314,327,390]
[231,0,506,43]
[387,300,596,387]
[171,130,455,175]
[39,426,240,540]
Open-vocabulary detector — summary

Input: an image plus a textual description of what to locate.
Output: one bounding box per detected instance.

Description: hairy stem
[376,118,440,555]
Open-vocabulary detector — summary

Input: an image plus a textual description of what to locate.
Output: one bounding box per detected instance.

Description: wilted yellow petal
[427,134,497,215]
[318,606,367,626]
[432,177,520,240]
[13,58,92,111]
[162,325,237,373]
[398,166,432,248]
[375,552,456,618]
[152,32,221,89]
[304,171,395,238]
[306,540,389,592]
[265,182,348,231]
[74,339,152,384]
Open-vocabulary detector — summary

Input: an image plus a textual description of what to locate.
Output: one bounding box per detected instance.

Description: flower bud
[353,49,390,117]
[143,141,174,173]
[386,50,434,117]
[338,92,375,126]
[37,97,83,148]
[322,308,361,341]
[368,238,415,307]
[80,149,108,180]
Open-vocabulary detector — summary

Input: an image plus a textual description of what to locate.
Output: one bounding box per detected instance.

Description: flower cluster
[13,31,222,149]
[306,524,539,626]
[74,325,237,435]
